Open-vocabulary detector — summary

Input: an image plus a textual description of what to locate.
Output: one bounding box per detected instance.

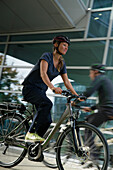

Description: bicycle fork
[69,102,81,154]
[70,116,80,154]
[70,117,89,164]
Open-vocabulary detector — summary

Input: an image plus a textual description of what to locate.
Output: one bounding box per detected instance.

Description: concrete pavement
[0,156,57,170]
[0,156,95,170]
[0,155,112,170]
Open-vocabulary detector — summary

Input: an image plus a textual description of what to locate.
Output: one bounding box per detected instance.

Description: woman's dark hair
[57,55,64,72]
[53,41,64,72]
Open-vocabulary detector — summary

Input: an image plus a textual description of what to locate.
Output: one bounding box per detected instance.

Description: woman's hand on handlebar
[53,87,62,94]
[82,107,92,112]
[78,98,84,102]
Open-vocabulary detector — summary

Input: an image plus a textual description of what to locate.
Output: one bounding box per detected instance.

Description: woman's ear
[54,42,58,47]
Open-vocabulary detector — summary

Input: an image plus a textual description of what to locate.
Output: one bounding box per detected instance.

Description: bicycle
[0,100,57,168]
[0,90,109,170]
[99,120,113,170]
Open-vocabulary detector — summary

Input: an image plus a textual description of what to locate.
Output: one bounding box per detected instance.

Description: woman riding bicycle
[22,35,78,143]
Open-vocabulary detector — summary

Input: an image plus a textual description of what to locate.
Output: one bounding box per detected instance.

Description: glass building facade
[0,0,113,121]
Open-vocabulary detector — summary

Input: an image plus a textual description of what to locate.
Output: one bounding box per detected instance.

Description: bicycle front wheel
[56,122,109,170]
[0,112,29,168]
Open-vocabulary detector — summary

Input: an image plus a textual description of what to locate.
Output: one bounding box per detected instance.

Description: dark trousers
[86,107,113,127]
[22,86,53,137]
[85,107,113,158]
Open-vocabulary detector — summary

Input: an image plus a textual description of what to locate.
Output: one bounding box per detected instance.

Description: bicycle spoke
[43,129,58,168]
[56,124,108,170]
[0,113,28,168]
[4,113,16,136]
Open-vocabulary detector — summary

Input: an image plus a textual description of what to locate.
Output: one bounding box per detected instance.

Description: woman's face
[58,42,69,55]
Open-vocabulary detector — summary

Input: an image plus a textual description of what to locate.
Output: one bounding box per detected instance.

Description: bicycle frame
[4,111,32,140]
[42,103,71,150]
[41,102,79,154]
[4,98,80,153]
[0,90,109,170]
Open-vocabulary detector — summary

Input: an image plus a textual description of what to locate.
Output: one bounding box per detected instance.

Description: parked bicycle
[0,90,109,170]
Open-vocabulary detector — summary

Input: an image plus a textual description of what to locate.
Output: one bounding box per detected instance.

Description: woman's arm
[40,60,62,94]
[61,73,78,96]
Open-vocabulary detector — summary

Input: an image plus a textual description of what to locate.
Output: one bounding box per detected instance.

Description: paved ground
[0,157,108,170]
[0,155,112,170]
[0,156,56,170]
[0,156,95,170]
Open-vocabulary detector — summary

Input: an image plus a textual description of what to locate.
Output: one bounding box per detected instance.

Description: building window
[9,31,84,42]
[92,0,113,9]
[0,36,7,42]
[106,40,113,66]
[66,41,105,66]
[88,11,111,38]
[7,43,52,65]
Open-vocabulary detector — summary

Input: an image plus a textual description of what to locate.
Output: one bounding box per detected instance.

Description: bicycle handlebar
[62,90,87,100]
[62,90,76,97]
[53,90,87,101]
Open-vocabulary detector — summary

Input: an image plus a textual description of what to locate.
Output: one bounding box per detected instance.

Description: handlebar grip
[78,95,87,100]
[53,89,55,93]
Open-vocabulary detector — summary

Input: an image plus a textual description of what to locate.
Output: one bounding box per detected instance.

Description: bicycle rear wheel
[0,112,29,168]
[56,122,109,170]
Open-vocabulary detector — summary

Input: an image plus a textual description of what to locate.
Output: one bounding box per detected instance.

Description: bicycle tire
[43,129,58,168]
[0,112,29,168]
[100,120,113,168]
[56,122,109,170]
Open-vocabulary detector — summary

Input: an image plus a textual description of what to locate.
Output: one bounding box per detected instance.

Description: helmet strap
[56,47,62,55]
[55,42,63,55]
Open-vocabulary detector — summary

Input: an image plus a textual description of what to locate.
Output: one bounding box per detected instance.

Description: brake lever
[52,90,70,97]
[78,94,87,100]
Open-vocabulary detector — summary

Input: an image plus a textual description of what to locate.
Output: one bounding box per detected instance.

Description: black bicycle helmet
[91,64,106,73]
[53,35,70,46]
[53,35,70,55]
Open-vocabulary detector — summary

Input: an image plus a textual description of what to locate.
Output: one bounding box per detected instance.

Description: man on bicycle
[83,64,113,129]
[80,64,113,167]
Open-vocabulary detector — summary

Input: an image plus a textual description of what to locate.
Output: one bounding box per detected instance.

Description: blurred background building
[0,0,113,121]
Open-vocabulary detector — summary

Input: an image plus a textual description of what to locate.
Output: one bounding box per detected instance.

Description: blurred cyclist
[83,63,113,130]
[81,64,113,167]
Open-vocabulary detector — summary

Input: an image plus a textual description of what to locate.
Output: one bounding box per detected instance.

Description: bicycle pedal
[28,153,44,162]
